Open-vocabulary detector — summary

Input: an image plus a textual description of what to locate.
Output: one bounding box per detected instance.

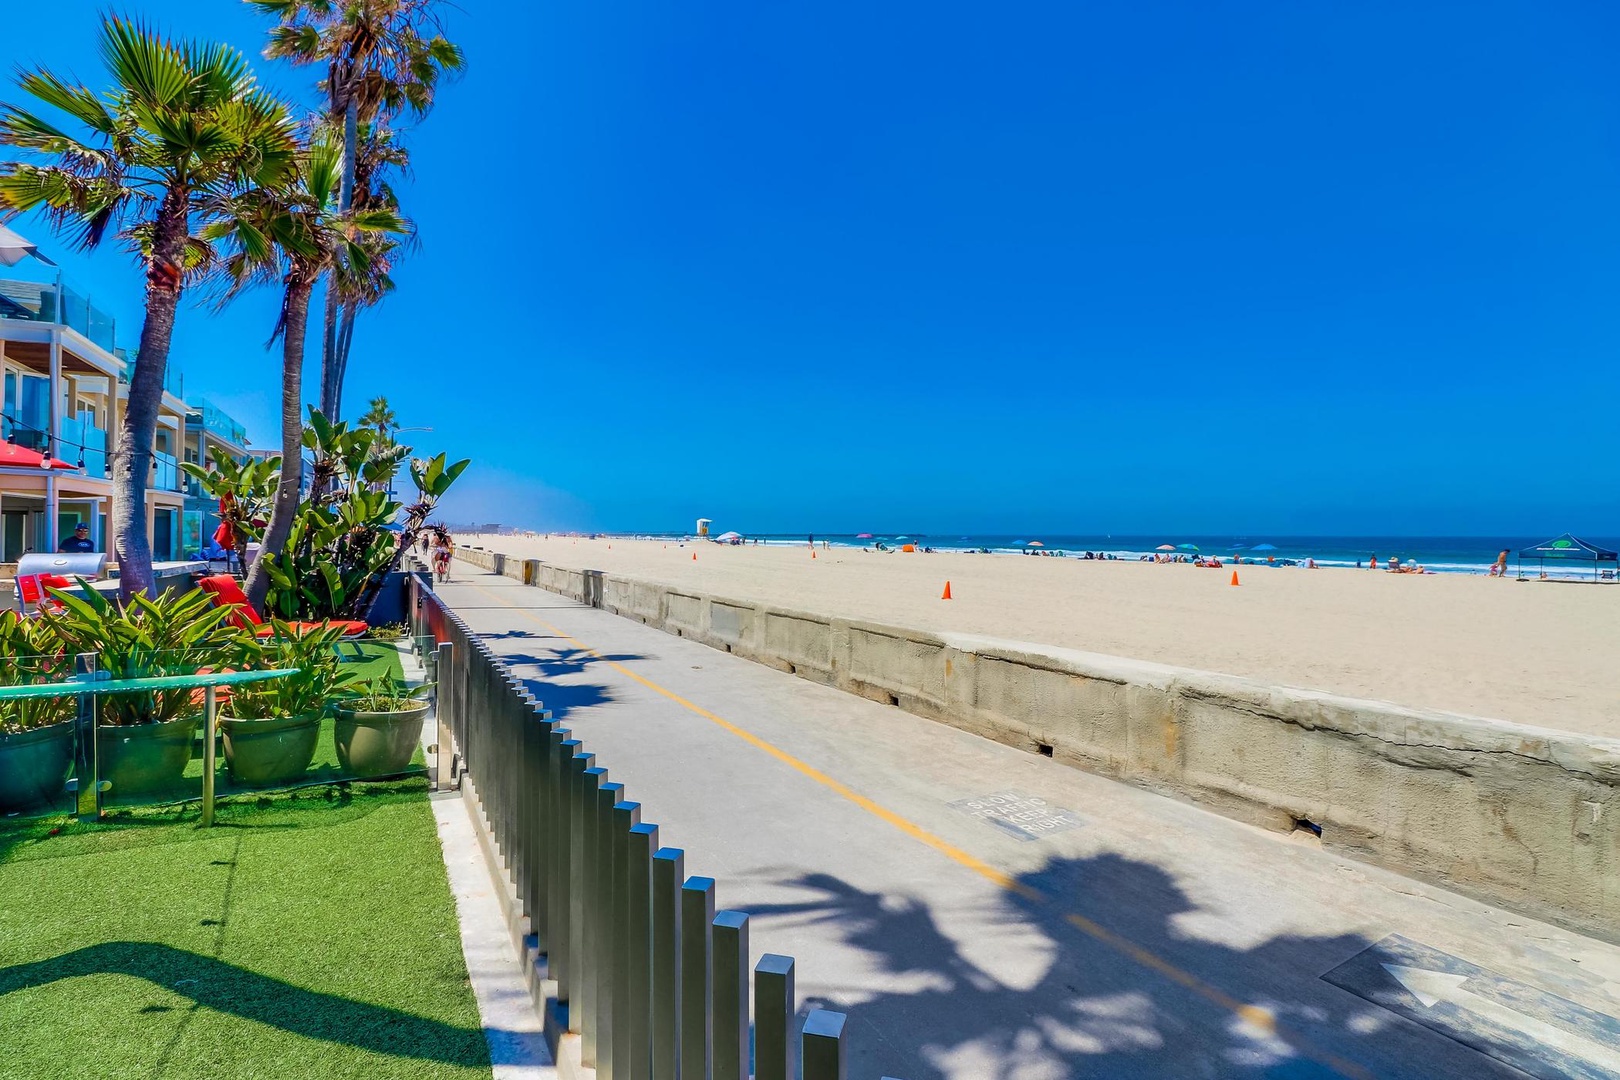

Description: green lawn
[0,780,492,1080]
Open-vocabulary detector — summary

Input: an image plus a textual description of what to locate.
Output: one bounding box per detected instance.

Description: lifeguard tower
[695,518,712,538]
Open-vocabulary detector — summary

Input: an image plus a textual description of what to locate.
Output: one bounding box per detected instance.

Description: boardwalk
[436,567,1620,1080]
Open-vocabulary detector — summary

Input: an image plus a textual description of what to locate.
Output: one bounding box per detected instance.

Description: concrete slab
[435,569,1620,1080]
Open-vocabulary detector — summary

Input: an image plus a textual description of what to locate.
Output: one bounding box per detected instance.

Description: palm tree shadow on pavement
[744,853,1534,1080]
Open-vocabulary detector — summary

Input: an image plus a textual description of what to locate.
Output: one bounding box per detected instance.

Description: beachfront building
[184,398,254,557]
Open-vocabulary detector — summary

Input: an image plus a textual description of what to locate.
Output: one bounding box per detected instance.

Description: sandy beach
[453,534,1620,739]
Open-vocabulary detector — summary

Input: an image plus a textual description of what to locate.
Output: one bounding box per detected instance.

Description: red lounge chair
[196,575,368,638]
[16,573,72,616]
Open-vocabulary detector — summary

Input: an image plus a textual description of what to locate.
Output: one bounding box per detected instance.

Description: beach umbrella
[1155,544,1175,551]
[1252,543,1278,551]
[856,533,873,539]
[894,535,910,541]
[1027,540,1044,547]
[0,223,52,268]
[1177,543,1200,552]
[715,531,742,541]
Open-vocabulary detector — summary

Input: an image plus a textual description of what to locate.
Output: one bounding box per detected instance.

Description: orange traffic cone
[812,550,817,559]
[942,581,953,600]
[1230,571,1240,586]
[692,552,697,561]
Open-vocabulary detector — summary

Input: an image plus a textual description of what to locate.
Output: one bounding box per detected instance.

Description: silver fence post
[594,782,629,1076]
[610,799,643,1079]
[565,746,593,1027]
[553,735,582,996]
[542,724,569,955]
[712,911,750,1080]
[679,877,714,1080]
[529,710,554,930]
[579,766,609,1065]
[801,1010,847,1080]
[651,847,683,1079]
[434,642,454,791]
[754,954,795,1080]
[628,822,659,1079]
[72,651,100,819]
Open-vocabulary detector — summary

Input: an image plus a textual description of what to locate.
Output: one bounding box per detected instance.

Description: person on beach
[1492,549,1509,578]
[1369,553,1376,569]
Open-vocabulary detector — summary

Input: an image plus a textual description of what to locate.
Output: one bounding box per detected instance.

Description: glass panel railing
[196,400,248,448]
[0,279,116,353]
[153,451,179,492]
[59,416,108,478]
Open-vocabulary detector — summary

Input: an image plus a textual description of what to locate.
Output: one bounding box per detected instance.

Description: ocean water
[650,533,1620,578]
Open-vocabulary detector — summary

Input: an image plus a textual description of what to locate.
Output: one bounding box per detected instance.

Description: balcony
[153,450,179,492]
[0,277,117,354]
[118,349,185,402]
[194,397,248,450]
[59,415,109,479]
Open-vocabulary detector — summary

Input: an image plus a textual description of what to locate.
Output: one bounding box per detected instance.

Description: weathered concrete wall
[455,549,1620,940]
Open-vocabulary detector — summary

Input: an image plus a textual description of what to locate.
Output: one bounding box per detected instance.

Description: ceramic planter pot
[333,702,429,777]
[98,715,198,797]
[221,712,323,787]
[0,721,75,812]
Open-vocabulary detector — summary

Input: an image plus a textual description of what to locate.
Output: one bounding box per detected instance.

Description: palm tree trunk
[113,190,188,600]
[332,302,358,419]
[319,93,360,421]
[244,274,313,613]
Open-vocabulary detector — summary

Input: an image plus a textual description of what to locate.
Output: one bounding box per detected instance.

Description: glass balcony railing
[194,398,248,449]
[0,278,118,354]
[118,349,184,400]
[59,415,109,478]
[153,451,179,492]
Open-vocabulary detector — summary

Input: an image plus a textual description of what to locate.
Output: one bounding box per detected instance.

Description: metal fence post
[628,822,659,1079]
[579,767,608,1065]
[651,847,683,1080]
[712,911,750,1080]
[610,799,643,1080]
[200,685,217,827]
[434,641,454,791]
[565,746,593,1025]
[754,954,795,1080]
[679,877,714,1080]
[591,781,626,1072]
[553,735,582,996]
[72,652,100,819]
[802,1010,848,1080]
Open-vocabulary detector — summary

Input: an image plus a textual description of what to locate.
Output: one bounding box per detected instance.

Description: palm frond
[99,17,192,110]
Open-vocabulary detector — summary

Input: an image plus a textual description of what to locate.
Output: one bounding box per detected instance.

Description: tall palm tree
[206,135,408,610]
[359,396,397,443]
[0,17,297,598]
[248,0,463,420]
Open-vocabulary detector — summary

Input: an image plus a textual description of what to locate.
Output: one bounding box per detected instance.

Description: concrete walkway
[434,567,1620,1080]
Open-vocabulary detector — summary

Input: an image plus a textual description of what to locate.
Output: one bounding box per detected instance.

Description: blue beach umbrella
[1251,543,1278,551]
[1176,543,1199,552]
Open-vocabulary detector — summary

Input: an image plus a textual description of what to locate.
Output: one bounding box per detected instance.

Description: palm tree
[359,396,397,443]
[248,0,463,420]
[0,17,297,598]
[206,135,408,610]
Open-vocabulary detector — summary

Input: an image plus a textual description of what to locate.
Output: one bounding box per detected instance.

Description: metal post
[72,652,99,819]
[628,822,659,1080]
[434,642,454,791]
[651,847,683,1080]
[754,954,795,1080]
[609,799,642,1080]
[712,911,750,1080]
[579,767,609,1066]
[801,1010,848,1080]
[201,686,217,827]
[565,746,593,1026]
[679,877,715,1080]
[554,735,582,994]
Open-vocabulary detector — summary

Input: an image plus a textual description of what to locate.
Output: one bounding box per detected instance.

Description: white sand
[456,534,1620,739]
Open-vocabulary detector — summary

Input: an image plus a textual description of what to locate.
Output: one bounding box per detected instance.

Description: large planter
[98,716,198,797]
[221,713,322,787]
[333,702,429,777]
[0,721,75,812]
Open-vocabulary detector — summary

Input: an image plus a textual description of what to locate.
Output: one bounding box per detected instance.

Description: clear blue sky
[3,2,1617,535]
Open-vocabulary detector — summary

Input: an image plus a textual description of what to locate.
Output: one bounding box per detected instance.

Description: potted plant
[0,612,77,812]
[333,676,431,777]
[220,622,353,786]
[43,584,254,797]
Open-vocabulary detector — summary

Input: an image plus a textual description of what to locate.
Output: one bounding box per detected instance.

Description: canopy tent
[1517,533,1618,582]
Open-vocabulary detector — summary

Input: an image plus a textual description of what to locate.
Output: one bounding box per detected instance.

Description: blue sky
[3,2,1617,535]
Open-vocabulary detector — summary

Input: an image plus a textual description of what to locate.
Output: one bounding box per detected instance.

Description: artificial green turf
[0,780,492,1080]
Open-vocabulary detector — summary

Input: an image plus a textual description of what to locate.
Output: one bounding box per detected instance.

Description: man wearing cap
[58,523,95,553]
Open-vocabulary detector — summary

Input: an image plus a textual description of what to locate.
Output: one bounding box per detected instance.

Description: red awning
[0,443,76,470]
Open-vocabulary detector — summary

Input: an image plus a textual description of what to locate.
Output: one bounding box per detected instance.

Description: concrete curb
[455,545,1619,941]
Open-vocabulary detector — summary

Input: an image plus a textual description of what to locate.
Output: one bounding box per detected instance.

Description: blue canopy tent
[1517,533,1618,582]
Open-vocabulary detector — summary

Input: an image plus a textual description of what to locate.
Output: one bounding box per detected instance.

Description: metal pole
[434,642,454,791]
[679,877,715,1080]
[609,798,642,1080]
[579,767,609,1066]
[801,1010,848,1080]
[712,911,750,1080]
[566,746,594,1027]
[754,954,796,1080]
[628,822,659,1080]
[201,685,217,827]
[553,734,581,993]
[651,847,683,1080]
[72,652,100,820]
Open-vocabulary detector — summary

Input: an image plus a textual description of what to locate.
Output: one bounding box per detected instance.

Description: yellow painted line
[467,580,1375,1080]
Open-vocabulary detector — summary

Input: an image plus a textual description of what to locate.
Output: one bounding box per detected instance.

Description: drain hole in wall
[788,663,797,674]
[1036,742,1054,758]
[724,644,733,653]
[1292,817,1323,838]
[887,693,900,707]
[675,629,683,637]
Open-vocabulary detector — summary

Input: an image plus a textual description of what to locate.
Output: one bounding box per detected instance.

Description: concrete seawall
[455,545,1620,940]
